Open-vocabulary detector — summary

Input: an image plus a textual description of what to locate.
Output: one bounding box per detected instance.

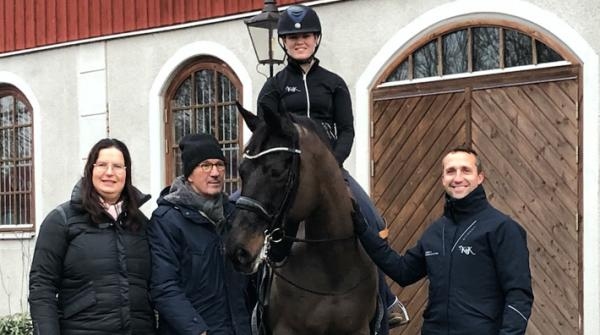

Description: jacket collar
[443,184,489,223]
[286,57,320,75]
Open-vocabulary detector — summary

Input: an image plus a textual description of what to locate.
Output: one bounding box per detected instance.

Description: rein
[269,260,373,296]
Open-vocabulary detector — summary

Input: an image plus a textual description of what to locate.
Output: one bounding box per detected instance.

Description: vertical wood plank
[212,0,225,17]
[56,0,67,42]
[4,0,15,50]
[77,0,89,37]
[199,0,210,20]
[173,0,185,23]
[112,0,124,32]
[224,0,235,14]
[187,0,198,21]
[136,0,148,29]
[66,0,78,41]
[0,0,6,52]
[46,0,56,44]
[123,0,135,31]
[100,0,112,35]
[35,0,46,45]
[160,0,173,26]
[24,0,37,49]
[147,0,160,27]
[14,0,24,49]
[89,0,100,36]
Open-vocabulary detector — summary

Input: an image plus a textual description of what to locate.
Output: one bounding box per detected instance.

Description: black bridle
[235,130,366,298]
[235,143,302,265]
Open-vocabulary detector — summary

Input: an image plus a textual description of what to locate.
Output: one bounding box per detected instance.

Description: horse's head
[226,103,300,273]
[226,103,335,273]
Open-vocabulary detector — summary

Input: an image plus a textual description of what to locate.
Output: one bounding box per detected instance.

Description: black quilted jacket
[29,180,156,335]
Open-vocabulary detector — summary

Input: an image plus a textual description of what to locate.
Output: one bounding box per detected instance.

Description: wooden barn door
[372,65,580,335]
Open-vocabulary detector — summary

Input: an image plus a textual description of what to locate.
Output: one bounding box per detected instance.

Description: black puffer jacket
[29,181,156,335]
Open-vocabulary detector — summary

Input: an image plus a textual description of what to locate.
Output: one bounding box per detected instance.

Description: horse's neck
[304,178,353,239]
[296,127,354,239]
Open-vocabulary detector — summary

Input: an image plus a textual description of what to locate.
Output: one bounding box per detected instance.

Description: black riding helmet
[277,5,321,63]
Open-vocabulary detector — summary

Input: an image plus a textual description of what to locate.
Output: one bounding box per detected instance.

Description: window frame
[163,56,243,192]
[380,20,573,85]
[0,85,35,232]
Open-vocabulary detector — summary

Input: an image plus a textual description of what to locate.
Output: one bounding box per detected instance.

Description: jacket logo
[285,86,301,93]
[458,245,476,255]
[425,251,439,256]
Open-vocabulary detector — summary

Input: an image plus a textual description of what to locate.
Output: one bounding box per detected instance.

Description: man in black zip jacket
[354,147,533,335]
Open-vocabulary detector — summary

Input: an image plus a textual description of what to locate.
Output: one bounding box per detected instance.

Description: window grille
[0,86,34,230]
[385,26,564,83]
[165,57,242,195]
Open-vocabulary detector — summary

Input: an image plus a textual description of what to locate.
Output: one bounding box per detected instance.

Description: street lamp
[245,0,285,77]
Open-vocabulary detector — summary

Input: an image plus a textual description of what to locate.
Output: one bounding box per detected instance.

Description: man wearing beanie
[148,133,251,335]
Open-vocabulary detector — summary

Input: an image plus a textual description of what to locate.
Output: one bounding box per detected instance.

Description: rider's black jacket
[257,58,354,165]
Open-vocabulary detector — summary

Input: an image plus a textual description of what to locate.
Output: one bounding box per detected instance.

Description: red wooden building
[0,0,303,54]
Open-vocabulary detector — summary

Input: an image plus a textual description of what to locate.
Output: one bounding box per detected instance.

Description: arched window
[384,26,565,82]
[164,57,242,194]
[0,85,34,230]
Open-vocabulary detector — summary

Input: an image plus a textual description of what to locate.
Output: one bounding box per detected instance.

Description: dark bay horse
[225,104,378,335]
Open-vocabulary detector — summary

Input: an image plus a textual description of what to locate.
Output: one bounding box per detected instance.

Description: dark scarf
[164,176,226,231]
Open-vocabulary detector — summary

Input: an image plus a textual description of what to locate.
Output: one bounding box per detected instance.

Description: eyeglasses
[93,162,127,174]
[198,162,226,172]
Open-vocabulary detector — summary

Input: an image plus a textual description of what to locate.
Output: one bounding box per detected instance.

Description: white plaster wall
[0,0,597,331]
[0,49,81,315]
[77,43,108,166]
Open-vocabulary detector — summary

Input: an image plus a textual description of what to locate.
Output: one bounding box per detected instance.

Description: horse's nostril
[236,248,251,265]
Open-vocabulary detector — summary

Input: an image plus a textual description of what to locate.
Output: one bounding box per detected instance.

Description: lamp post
[245,0,285,77]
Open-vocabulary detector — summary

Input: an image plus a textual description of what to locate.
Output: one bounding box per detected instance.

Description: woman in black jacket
[29,138,156,335]
[256,5,408,332]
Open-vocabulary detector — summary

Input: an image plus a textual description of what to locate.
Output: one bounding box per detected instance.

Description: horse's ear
[261,101,295,136]
[236,101,260,132]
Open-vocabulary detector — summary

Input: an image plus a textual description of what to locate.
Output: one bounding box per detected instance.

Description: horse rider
[257,4,410,332]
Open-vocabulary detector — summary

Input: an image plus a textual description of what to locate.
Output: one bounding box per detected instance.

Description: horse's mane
[242,110,336,163]
[288,113,335,156]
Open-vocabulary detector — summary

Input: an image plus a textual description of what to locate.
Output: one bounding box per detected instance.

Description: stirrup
[388,297,410,328]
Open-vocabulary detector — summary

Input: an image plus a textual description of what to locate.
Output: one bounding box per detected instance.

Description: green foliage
[0,314,32,335]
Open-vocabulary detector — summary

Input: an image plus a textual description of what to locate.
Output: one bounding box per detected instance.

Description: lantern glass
[247,25,285,65]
